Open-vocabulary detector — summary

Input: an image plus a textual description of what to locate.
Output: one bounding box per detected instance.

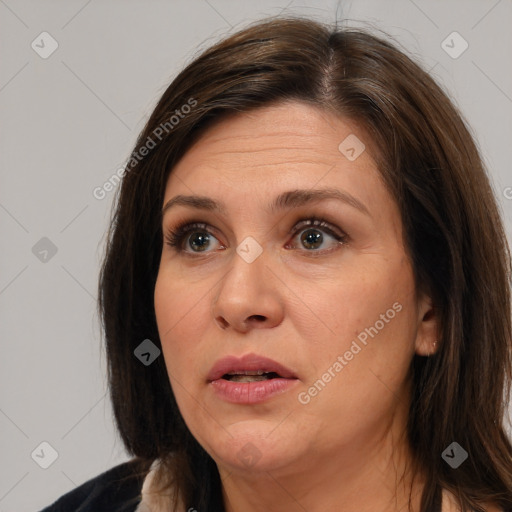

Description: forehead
[175,101,368,166]
[163,101,388,214]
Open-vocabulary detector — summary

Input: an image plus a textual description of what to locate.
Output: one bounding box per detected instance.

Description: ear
[414,291,440,356]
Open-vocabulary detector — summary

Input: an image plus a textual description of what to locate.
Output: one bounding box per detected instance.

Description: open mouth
[209,355,298,403]
[222,371,282,382]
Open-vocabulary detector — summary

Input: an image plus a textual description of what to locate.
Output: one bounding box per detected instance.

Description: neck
[217,401,425,512]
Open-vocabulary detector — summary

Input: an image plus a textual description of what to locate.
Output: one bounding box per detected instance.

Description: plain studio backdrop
[1,1,511,510]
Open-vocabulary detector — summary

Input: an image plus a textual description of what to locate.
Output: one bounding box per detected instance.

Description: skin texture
[154,100,441,512]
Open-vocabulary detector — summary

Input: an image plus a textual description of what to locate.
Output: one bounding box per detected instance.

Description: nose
[211,248,284,333]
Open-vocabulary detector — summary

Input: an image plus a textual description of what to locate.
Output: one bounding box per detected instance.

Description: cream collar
[135,459,184,512]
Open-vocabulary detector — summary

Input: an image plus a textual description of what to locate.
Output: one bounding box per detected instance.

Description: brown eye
[186,232,213,252]
[299,229,324,250]
[165,222,222,253]
[288,218,347,253]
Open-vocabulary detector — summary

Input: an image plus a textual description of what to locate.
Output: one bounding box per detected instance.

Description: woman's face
[154,101,437,477]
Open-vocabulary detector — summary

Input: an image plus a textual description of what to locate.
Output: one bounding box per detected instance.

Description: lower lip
[210,377,299,404]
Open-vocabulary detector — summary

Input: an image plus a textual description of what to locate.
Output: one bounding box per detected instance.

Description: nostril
[248,315,266,322]
[216,317,229,329]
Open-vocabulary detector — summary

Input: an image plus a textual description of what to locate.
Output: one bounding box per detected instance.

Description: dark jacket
[39,459,148,512]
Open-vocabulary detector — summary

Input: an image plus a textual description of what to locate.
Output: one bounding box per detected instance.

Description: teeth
[227,370,266,376]
[223,371,281,382]
[228,374,271,382]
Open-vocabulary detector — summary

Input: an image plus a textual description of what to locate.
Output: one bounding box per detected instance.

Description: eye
[164,216,348,255]
[286,217,348,253]
[164,222,223,253]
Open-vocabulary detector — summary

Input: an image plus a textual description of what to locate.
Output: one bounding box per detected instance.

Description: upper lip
[207,353,297,382]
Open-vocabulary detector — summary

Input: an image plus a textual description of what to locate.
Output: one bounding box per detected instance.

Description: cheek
[296,303,416,448]
[154,268,209,381]
[299,258,417,395]
[154,271,222,451]
[301,258,409,345]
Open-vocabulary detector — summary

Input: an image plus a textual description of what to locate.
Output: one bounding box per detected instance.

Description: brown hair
[98,15,512,512]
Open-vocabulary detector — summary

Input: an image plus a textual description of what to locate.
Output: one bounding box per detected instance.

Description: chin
[203,423,300,474]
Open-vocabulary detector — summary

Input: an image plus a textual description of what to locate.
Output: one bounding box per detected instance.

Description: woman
[41,16,512,512]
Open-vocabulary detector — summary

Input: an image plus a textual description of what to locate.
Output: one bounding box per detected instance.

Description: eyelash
[164,216,348,256]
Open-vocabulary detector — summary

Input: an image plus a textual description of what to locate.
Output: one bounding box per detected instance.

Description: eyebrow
[161,188,371,218]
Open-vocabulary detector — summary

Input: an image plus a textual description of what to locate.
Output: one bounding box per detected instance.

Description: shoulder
[39,458,151,512]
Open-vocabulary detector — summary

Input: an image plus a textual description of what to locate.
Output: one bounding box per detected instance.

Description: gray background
[1,1,511,510]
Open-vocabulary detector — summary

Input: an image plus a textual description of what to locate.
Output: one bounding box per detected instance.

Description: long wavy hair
[98,16,512,512]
